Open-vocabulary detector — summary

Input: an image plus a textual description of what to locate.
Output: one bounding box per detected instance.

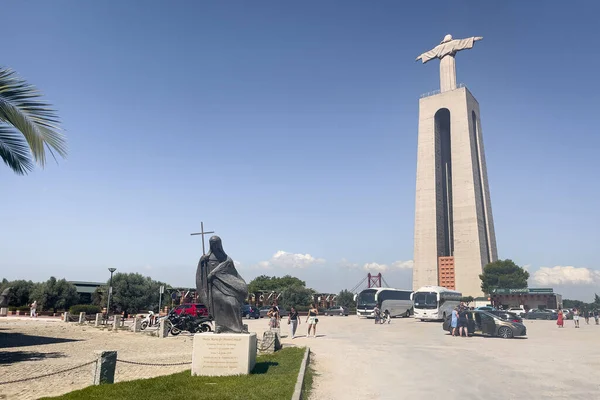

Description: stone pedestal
[158,318,169,338]
[92,350,117,385]
[79,312,86,324]
[112,315,121,331]
[131,317,141,332]
[63,312,70,322]
[191,333,257,376]
[0,307,7,317]
[259,331,281,354]
[95,313,102,326]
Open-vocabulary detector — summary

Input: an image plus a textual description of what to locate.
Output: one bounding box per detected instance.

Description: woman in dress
[557,309,564,328]
[306,304,318,338]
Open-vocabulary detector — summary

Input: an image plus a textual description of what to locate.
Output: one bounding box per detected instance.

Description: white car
[508,307,527,317]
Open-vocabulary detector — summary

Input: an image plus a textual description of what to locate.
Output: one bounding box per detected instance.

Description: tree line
[1,273,168,314]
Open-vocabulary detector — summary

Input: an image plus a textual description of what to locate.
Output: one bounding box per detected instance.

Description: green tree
[479,259,529,295]
[30,277,79,312]
[279,285,314,310]
[336,289,355,309]
[247,275,306,294]
[594,293,600,307]
[460,296,475,306]
[95,273,169,314]
[0,67,67,175]
[0,279,36,307]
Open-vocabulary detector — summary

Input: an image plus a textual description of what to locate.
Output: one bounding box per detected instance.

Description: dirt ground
[0,317,194,400]
[1,315,599,400]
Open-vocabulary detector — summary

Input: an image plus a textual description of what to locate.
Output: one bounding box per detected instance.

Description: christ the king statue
[416,34,483,93]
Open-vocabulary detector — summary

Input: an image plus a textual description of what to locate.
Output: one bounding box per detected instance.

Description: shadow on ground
[0,351,66,365]
[0,331,81,349]
[252,361,278,374]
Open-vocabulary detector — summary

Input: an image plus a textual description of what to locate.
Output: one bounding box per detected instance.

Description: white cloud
[258,251,325,269]
[362,260,413,272]
[532,266,600,286]
[363,262,388,272]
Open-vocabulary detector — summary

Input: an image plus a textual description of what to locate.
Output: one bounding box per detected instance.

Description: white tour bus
[411,286,462,321]
[355,288,413,318]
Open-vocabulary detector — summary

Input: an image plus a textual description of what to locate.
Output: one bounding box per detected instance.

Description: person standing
[306,304,318,338]
[288,307,300,339]
[594,310,599,325]
[557,309,564,328]
[458,307,469,337]
[584,309,590,325]
[30,301,37,318]
[373,304,381,324]
[268,303,280,329]
[451,307,459,336]
[573,308,580,328]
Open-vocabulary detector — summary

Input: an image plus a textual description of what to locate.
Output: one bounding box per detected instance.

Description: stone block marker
[63,312,70,322]
[95,313,102,326]
[112,315,121,331]
[0,307,7,317]
[132,317,141,332]
[92,350,117,385]
[259,331,281,354]
[158,318,169,338]
[79,312,86,324]
[191,332,257,376]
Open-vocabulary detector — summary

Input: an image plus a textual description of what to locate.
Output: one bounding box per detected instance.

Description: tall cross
[190,221,215,255]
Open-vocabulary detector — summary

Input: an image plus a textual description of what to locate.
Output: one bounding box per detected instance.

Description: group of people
[557,308,599,328]
[450,305,470,337]
[266,302,319,339]
[373,305,390,324]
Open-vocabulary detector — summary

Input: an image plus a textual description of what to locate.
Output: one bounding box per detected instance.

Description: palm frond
[0,67,67,169]
[0,125,34,174]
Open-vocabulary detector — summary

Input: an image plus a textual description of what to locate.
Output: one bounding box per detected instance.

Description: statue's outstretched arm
[474,36,483,42]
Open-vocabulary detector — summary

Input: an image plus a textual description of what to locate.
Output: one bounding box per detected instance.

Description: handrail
[420,83,466,99]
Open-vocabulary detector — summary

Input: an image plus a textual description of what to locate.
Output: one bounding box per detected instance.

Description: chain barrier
[257,338,276,352]
[0,358,98,385]
[116,359,191,367]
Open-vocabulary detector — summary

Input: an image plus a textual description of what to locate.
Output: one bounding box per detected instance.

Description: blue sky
[1,2,599,300]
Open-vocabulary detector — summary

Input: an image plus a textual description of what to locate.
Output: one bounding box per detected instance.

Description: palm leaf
[0,67,67,171]
[0,125,34,174]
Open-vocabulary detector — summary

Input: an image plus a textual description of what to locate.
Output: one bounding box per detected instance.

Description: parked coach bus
[355,288,413,318]
[411,286,462,321]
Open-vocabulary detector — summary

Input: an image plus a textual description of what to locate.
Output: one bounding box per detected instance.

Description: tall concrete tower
[413,34,498,297]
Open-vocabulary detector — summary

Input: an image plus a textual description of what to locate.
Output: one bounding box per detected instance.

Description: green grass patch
[301,350,314,398]
[42,347,307,400]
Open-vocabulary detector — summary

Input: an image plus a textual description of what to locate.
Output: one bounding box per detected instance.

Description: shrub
[17,306,30,312]
[69,304,102,315]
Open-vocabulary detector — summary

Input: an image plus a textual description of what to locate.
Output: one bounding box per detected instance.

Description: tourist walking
[30,300,37,318]
[306,304,319,337]
[288,306,300,338]
[584,309,590,325]
[594,310,599,325]
[373,304,381,324]
[573,308,580,328]
[451,307,459,336]
[557,309,564,328]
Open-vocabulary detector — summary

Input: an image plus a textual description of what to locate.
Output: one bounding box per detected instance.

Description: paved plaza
[1,316,599,399]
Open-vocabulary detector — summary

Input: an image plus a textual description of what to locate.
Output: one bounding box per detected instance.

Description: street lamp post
[106,268,116,322]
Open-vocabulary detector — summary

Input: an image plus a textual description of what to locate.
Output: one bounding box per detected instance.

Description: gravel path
[0,317,194,400]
